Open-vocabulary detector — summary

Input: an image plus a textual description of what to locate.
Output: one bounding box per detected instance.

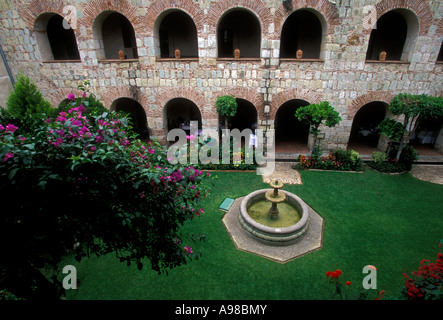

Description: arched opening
[410,117,443,156]
[366,9,419,62]
[93,11,138,60]
[164,98,202,135]
[348,102,387,154]
[275,100,310,154]
[157,10,198,58]
[280,9,323,59]
[219,98,258,132]
[110,98,149,140]
[217,9,261,58]
[437,42,443,62]
[34,13,80,61]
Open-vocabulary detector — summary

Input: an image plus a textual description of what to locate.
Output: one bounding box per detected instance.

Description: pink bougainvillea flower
[5,124,18,133]
[3,152,14,162]
[77,104,86,113]
[67,93,75,101]
[184,246,193,254]
[0,124,4,131]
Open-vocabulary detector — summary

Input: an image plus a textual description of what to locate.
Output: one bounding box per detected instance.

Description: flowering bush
[298,149,362,171]
[401,240,443,300]
[0,87,211,299]
[326,269,385,300]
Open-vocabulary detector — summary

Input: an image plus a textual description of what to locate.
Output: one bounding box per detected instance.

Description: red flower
[345,281,352,286]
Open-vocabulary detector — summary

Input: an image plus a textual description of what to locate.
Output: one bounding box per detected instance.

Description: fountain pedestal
[265,180,286,219]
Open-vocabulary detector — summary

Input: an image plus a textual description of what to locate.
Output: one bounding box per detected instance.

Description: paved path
[410,165,443,185]
[262,162,302,185]
[262,162,443,186]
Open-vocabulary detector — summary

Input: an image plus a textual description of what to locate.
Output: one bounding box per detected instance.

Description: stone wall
[0,0,442,153]
[0,44,13,108]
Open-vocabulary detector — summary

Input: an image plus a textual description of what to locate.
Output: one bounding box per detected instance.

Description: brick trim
[22,0,66,32]
[347,91,394,121]
[155,87,206,118]
[270,88,322,120]
[373,0,434,36]
[210,87,264,120]
[38,84,84,108]
[145,0,205,36]
[274,0,340,36]
[100,86,150,115]
[80,0,144,38]
[206,0,273,35]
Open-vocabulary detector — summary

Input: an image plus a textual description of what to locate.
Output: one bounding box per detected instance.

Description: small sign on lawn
[219,198,235,212]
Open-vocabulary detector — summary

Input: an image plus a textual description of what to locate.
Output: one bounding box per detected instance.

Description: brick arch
[22,0,66,31]
[270,89,322,120]
[372,0,433,36]
[155,87,206,118]
[80,0,144,38]
[207,0,272,35]
[274,0,340,36]
[39,85,84,108]
[100,86,150,116]
[211,87,264,119]
[437,19,443,36]
[145,0,205,36]
[347,91,394,121]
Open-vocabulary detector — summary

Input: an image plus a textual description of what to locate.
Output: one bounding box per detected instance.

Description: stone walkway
[262,162,302,185]
[410,165,443,185]
[262,161,443,186]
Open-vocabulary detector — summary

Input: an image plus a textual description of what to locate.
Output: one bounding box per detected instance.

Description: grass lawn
[63,168,443,300]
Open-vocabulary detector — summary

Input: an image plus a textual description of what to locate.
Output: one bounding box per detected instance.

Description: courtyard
[61,167,443,300]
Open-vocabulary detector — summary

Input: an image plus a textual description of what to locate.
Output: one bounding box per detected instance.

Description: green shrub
[399,145,419,171]
[0,89,211,299]
[367,159,406,173]
[2,74,56,134]
[372,151,387,163]
[298,149,362,171]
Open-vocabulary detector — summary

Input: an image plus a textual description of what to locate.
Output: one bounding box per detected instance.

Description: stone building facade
[1,0,442,156]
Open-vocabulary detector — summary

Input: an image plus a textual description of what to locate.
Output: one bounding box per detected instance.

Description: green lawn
[63,169,443,300]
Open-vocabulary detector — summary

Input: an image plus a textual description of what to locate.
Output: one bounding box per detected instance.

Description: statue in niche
[379,51,387,61]
[296,49,303,59]
[234,48,240,59]
[118,50,125,60]
[175,49,181,59]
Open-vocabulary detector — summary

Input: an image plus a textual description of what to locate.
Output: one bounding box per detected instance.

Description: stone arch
[274,0,340,36]
[207,0,272,36]
[23,0,65,32]
[155,88,206,116]
[347,91,394,121]
[145,0,205,36]
[80,0,143,39]
[153,9,199,59]
[270,89,322,120]
[372,0,433,36]
[37,84,83,108]
[100,86,150,114]
[213,87,263,120]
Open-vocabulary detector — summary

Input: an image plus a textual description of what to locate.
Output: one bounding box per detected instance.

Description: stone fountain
[222,179,324,262]
[238,180,310,246]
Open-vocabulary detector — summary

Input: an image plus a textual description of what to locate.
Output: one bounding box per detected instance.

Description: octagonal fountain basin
[238,189,310,246]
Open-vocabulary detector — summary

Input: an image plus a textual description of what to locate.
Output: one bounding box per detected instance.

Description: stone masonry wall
[0,0,442,152]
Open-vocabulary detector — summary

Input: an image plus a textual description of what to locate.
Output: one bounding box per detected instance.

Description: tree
[294,101,342,155]
[389,93,443,160]
[377,118,406,157]
[0,85,210,299]
[215,95,237,130]
[2,74,55,134]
